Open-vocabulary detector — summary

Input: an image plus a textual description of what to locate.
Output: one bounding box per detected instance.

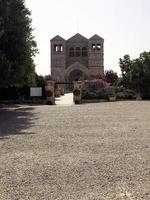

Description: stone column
[45,80,55,105]
[73,81,83,104]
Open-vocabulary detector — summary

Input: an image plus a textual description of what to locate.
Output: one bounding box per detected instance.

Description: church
[50,33,104,82]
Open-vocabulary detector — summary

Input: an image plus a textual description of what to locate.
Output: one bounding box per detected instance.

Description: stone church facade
[50,33,104,82]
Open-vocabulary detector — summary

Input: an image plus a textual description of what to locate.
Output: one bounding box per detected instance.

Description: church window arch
[76,47,80,57]
[82,47,87,57]
[59,44,63,52]
[97,44,101,51]
[69,47,74,57]
[54,44,58,52]
[92,44,96,51]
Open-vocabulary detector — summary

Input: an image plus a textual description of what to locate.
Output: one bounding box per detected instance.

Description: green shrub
[82,87,107,99]
[104,86,116,97]
[141,87,150,99]
[116,89,136,100]
[82,85,137,100]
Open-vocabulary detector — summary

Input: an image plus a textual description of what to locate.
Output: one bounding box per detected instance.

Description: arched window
[54,44,58,52]
[69,47,74,57]
[82,47,87,57]
[76,47,80,57]
[92,44,96,51]
[97,44,101,51]
[59,44,63,52]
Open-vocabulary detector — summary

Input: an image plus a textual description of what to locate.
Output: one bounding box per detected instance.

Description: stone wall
[51,34,104,82]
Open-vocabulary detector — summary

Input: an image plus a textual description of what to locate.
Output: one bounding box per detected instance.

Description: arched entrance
[69,69,84,82]
[65,62,88,91]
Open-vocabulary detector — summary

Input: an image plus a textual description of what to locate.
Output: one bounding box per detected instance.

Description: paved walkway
[55,93,74,106]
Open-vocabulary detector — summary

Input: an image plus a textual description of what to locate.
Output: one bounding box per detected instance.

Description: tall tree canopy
[119,55,132,88]
[0,0,38,87]
[119,52,150,97]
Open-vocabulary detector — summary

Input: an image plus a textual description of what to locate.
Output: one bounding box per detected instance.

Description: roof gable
[89,34,104,41]
[67,33,88,42]
[51,35,65,41]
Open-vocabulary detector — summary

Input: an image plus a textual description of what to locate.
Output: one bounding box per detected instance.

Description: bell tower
[88,34,104,75]
[50,35,66,81]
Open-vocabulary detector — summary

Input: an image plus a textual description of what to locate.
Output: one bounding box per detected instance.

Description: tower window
[76,47,80,57]
[54,44,58,52]
[59,44,63,52]
[69,47,74,57]
[82,47,87,57]
[92,44,96,51]
[97,44,101,50]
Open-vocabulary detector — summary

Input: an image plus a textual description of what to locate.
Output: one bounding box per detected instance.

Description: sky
[25,0,150,76]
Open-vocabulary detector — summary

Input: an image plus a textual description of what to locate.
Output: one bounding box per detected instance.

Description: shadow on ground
[0,106,37,139]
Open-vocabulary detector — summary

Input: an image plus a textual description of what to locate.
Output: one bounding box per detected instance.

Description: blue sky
[25,0,150,75]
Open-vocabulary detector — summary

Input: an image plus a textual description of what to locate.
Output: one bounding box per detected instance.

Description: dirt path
[0,101,150,200]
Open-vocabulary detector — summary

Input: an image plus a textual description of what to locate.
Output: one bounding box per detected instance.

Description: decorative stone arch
[65,62,88,82]
[64,62,88,91]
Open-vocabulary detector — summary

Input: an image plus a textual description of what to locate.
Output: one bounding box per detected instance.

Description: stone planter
[136,94,142,100]
[73,81,83,104]
[109,96,116,102]
[45,80,55,105]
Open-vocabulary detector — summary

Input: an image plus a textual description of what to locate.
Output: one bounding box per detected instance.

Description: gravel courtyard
[0,101,150,200]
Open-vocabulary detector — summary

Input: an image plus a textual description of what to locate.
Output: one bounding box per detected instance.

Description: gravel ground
[0,101,150,200]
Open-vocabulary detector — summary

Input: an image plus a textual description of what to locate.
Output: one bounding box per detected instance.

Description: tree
[119,52,150,98]
[119,54,132,88]
[105,70,118,84]
[0,0,38,87]
[35,74,46,87]
[131,52,150,96]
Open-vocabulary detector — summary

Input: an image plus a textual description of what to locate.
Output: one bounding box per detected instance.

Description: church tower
[50,35,66,81]
[88,34,104,75]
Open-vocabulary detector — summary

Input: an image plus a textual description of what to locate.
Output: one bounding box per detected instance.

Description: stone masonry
[50,33,104,82]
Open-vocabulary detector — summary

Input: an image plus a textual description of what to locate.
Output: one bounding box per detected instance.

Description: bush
[104,86,137,100]
[140,87,150,99]
[81,79,109,100]
[104,86,116,97]
[82,87,107,100]
[84,79,109,90]
[0,87,19,100]
[82,84,137,101]
[116,89,136,100]
[0,86,46,101]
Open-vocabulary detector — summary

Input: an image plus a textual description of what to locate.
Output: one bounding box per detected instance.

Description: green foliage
[35,74,46,87]
[81,79,109,99]
[119,52,150,98]
[0,0,38,87]
[0,86,30,100]
[104,86,136,100]
[119,54,132,88]
[82,87,107,100]
[116,89,136,100]
[104,86,116,97]
[82,83,137,101]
